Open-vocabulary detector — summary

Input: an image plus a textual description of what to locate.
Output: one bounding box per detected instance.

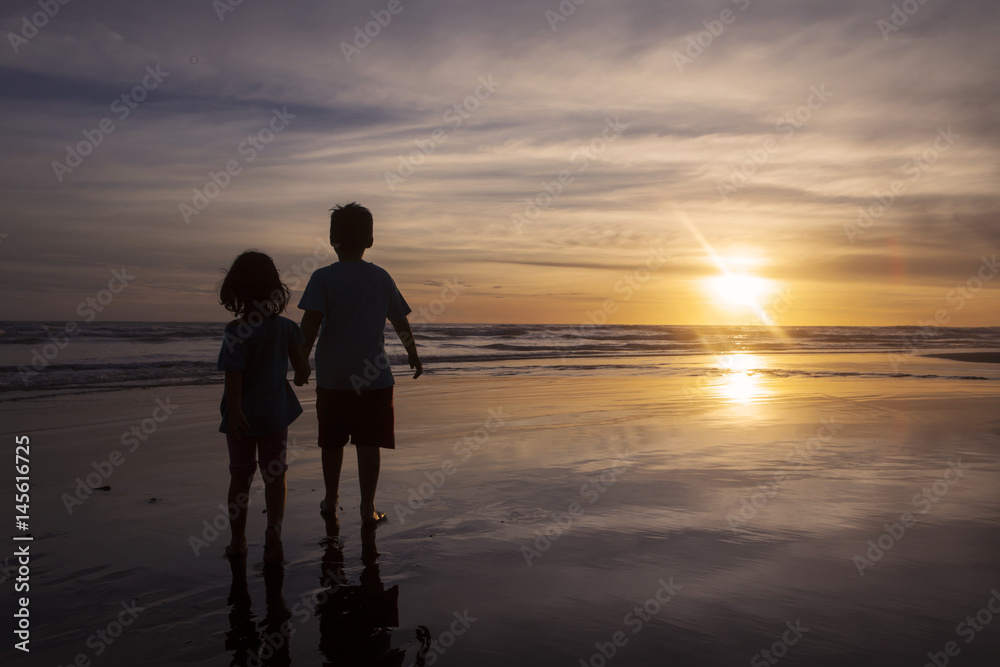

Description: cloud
[0,0,998,323]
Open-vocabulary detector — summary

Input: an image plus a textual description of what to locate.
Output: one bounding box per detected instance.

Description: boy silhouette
[299,202,422,525]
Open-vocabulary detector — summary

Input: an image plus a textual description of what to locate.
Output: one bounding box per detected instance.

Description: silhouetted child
[218,250,311,564]
[299,202,422,526]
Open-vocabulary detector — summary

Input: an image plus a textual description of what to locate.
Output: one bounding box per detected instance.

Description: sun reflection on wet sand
[714,353,768,404]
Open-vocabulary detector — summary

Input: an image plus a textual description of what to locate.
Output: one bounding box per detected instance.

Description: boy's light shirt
[298,261,411,391]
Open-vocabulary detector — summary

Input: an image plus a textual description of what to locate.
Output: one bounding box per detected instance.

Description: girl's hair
[219,250,290,319]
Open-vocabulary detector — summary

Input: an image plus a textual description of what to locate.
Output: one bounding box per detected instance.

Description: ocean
[2,321,999,400]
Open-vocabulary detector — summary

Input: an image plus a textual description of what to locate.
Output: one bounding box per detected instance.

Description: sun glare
[705,273,772,307]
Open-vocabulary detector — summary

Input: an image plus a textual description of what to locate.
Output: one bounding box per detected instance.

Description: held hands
[408,351,423,379]
[229,409,251,440]
[293,365,312,387]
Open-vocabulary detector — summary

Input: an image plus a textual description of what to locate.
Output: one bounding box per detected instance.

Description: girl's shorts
[316,386,395,449]
[226,428,288,479]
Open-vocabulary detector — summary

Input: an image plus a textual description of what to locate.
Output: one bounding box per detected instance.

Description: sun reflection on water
[715,353,767,403]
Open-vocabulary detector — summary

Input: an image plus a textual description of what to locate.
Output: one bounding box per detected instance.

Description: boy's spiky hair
[329,202,373,250]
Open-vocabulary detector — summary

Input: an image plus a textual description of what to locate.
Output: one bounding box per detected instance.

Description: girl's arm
[225,370,251,438]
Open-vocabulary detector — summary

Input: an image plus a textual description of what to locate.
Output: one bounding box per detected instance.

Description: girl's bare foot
[323,511,341,538]
[263,526,283,566]
[225,540,248,559]
[319,497,340,517]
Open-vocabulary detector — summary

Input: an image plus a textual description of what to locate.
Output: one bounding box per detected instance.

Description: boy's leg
[356,445,381,523]
[317,387,347,515]
[356,386,393,524]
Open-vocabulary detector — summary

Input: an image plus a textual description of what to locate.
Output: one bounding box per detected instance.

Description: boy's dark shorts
[316,386,395,449]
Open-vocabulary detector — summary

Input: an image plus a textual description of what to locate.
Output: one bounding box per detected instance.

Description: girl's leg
[356,445,383,523]
[264,471,287,532]
[263,471,286,565]
[227,471,253,557]
[321,446,344,515]
[260,430,288,565]
[226,432,256,558]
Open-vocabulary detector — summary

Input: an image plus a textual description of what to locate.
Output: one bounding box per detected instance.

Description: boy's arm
[224,370,251,438]
[289,338,311,386]
[300,309,324,359]
[390,317,422,379]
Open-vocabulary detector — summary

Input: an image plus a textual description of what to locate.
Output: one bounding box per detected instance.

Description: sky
[1,0,998,325]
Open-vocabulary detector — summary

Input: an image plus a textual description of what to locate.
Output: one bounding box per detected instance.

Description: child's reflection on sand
[317,515,430,666]
[226,557,292,666]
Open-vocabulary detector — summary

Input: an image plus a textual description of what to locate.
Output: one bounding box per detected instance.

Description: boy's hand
[294,366,311,386]
[229,409,251,440]
[408,351,423,379]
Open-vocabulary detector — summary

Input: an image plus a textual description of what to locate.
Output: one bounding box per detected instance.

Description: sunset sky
[1,0,998,325]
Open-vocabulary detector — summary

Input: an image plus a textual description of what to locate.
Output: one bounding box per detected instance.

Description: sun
[704,273,772,307]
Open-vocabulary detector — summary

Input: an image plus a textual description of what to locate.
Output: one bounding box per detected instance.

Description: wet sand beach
[2,366,999,665]
[924,352,1000,364]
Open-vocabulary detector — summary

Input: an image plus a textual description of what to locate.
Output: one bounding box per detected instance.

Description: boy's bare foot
[263,526,283,566]
[225,540,248,559]
[361,509,387,526]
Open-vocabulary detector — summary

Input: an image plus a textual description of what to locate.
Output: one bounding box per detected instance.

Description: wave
[1,322,998,397]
